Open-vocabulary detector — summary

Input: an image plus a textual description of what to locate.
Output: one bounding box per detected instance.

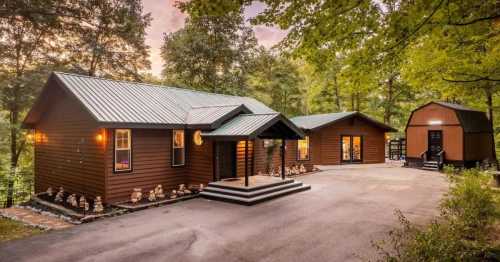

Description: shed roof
[201,113,305,140]
[291,112,396,132]
[406,101,492,133]
[23,72,274,129]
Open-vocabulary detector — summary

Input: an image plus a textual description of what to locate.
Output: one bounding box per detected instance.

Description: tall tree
[161,2,258,95]
[248,50,305,116]
[0,0,152,206]
[0,0,72,207]
[68,0,151,80]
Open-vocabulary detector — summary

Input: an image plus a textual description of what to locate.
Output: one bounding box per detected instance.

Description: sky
[142,0,287,77]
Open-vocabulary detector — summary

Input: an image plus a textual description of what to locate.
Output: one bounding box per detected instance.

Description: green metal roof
[24,72,274,128]
[291,112,396,132]
[202,113,305,140]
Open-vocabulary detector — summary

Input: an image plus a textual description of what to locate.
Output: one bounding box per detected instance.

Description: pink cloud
[142,0,287,76]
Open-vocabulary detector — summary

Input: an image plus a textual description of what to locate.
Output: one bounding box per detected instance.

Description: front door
[341,135,362,163]
[217,142,236,180]
[427,130,443,161]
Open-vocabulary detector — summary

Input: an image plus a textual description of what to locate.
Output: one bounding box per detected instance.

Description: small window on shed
[114,129,131,172]
[297,136,310,160]
[172,130,185,166]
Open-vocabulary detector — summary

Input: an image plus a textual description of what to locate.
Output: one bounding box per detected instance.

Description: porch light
[96,134,104,143]
[193,130,203,146]
[428,120,443,125]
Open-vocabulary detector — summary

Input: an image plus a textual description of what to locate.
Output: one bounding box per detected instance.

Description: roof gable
[291,112,396,132]
[405,101,492,133]
[23,72,275,128]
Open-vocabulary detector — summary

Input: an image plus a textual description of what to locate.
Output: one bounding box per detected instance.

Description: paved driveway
[0,164,448,262]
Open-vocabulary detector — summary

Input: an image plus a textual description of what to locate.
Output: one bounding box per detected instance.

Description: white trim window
[114,129,132,172]
[172,129,185,166]
[297,136,310,161]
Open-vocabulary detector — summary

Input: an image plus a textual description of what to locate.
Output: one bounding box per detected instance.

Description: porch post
[281,138,286,180]
[245,140,249,187]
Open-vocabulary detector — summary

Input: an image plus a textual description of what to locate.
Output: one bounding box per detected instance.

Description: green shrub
[373,169,500,261]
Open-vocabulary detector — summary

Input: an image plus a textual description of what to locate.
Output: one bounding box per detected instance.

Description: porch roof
[201,113,305,140]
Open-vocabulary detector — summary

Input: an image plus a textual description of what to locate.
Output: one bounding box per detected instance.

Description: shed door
[427,130,443,161]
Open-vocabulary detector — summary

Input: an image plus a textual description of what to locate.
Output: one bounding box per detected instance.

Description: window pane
[352,136,361,161]
[297,136,309,160]
[116,130,130,150]
[173,148,185,166]
[115,149,130,170]
[173,130,184,148]
[342,136,351,160]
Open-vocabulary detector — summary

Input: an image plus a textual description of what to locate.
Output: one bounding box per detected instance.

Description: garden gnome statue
[131,188,142,204]
[299,164,306,174]
[55,188,64,203]
[66,194,74,204]
[199,184,204,192]
[70,194,78,207]
[170,190,177,199]
[154,185,165,199]
[46,187,53,197]
[148,190,156,202]
[84,201,89,212]
[79,196,86,208]
[93,196,104,213]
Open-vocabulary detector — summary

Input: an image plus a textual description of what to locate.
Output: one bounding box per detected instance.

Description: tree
[0,0,152,207]
[248,50,305,116]
[68,0,151,80]
[0,0,72,207]
[161,3,258,95]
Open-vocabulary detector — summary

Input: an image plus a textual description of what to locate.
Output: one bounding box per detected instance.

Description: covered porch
[200,113,311,205]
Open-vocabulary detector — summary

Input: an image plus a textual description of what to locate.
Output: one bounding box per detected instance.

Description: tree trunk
[333,76,341,111]
[383,77,394,124]
[485,87,498,168]
[355,92,360,112]
[350,92,355,111]
[6,100,19,208]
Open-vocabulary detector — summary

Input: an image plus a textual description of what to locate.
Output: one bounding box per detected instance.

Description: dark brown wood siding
[104,129,216,203]
[464,133,494,162]
[34,87,106,200]
[236,140,254,177]
[298,117,387,165]
[186,130,214,185]
[104,129,185,203]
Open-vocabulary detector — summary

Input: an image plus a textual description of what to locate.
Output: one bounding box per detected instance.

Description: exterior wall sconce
[428,120,443,125]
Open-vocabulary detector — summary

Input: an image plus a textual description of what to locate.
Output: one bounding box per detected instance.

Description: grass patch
[0,217,43,242]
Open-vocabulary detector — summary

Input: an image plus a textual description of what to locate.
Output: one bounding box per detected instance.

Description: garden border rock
[112,194,198,211]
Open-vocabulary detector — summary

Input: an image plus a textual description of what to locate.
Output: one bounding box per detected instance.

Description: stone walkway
[0,207,73,230]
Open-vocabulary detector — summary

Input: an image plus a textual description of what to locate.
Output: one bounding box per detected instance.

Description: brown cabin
[405,101,495,168]
[289,112,397,165]
[22,72,306,203]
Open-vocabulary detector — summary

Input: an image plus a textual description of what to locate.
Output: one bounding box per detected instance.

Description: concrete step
[207,178,295,192]
[422,166,439,171]
[200,184,311,206]
[203,181,304,198]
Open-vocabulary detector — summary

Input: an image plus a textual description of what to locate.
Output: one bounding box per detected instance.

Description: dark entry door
[341,135,363,163]
[427,130,443,161]
[217,142,236,180]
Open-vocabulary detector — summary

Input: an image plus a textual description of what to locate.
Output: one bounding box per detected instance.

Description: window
[297,136,310,160]
[114,129,131,172]
[263,139,274,148]
[172,129,185,166]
